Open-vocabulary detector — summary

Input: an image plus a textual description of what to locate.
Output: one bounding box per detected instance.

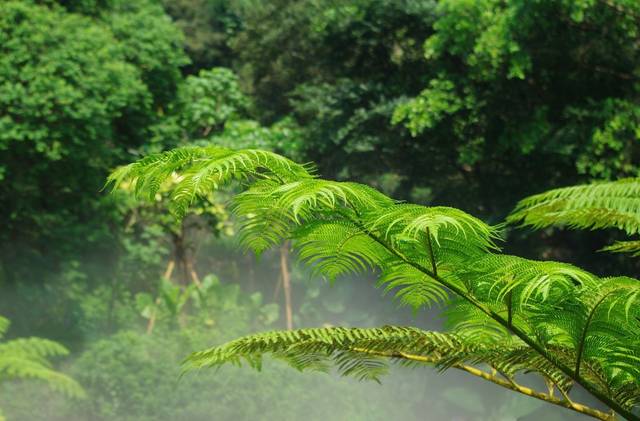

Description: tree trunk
[279,243,293,330]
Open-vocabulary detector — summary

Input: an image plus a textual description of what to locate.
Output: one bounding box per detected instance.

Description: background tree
[393,0,640,216]
[0,0,187,340]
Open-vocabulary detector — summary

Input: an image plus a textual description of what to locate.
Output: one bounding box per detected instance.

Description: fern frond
[184,326,459,373]
[443,299,511,343]
[229,179,294,254]
[600,240,640,256]
[365,204,500,253]
[272,179,394,222]
[377,260,450,309]
[0,336,85,398]
[508,178,640,235]
[107,146,312,216]
[184,326,577,397]
[456,254,597,307]
[293,219,391,281]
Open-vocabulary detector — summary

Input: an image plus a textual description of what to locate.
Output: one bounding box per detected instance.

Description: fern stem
[506,290,513,327]
[575,293,612,379]
[280,243,293,330]
[424,228,438,277]
[351,347,615,421]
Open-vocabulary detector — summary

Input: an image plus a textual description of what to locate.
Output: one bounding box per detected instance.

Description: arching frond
[292,219,391,281]
[273,179,394,221]
[107,146,312,217]
[229,179,294,254]
[184,326,483,373]
[365,204,500,253]
[456,254,598,307]
[508,178,640,235]
[443,299,511,343]
[444,295,640,409]
[0,320,85,399]
[377,260,450,309]
[601,240,640,256]
[229,178,395,255]
[184,326,576,404]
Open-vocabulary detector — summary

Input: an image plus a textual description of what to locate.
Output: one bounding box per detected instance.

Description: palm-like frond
[293,219,391,281]
[456,254,598,309]
[0,316,85,399]
[601,240,640,256]
[184,326,535,379]
[533,276,640,378]
[113,147,640,420]
[367,204,500,251]
[445,294,640,410]
[183,326,604,412]
[107,146,312,217]
[508,178,640,235]
[377,260,450,309]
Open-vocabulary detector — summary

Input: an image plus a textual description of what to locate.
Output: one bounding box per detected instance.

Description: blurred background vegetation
[0,0,638,419]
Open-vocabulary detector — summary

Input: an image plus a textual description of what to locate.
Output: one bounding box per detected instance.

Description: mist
[0,240,592,420]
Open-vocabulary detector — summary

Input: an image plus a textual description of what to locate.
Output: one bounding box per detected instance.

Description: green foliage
[226,0,639,225]
[390,0,640,219]
[184,326,565,387]
[0,315,84,418]
[5,1,640,419]
[100,0,189,106]
[152,67,250,148]
[508,178,640,258]
[112,147,640,419]
[135,274,280,329]
[0,291,436,421]
[395,0,640,168]
[57,328,433,421]
[161,0,240,71]
[509,178,640,235]
[0,0,188,339]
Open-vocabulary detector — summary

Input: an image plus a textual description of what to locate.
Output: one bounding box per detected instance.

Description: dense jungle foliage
[1,0,639,420]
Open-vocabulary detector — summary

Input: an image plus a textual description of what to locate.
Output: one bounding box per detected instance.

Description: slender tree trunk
[171,223,190,285]
[163,260,175,280]
[186,258,201,288]
[147,259,176,335]
[279,243,293,330]
[146,297,161,335]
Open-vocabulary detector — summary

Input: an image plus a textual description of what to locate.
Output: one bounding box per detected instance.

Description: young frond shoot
[112,147,640,421]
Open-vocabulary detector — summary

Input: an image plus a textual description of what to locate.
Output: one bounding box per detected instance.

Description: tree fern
[111,146,640,420]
